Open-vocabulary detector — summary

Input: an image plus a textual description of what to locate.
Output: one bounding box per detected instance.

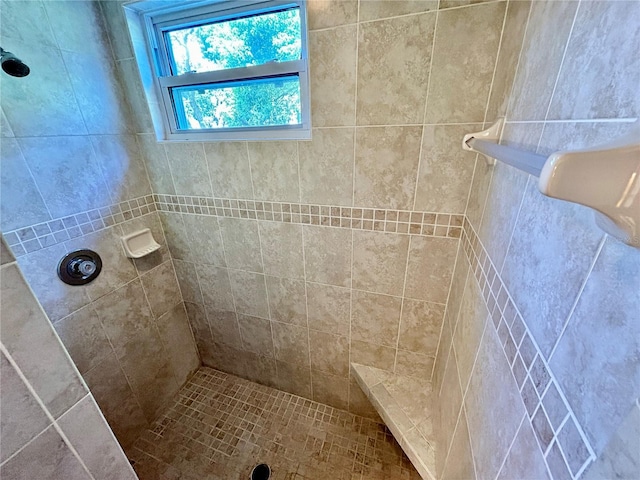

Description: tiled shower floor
[129,367,421,480]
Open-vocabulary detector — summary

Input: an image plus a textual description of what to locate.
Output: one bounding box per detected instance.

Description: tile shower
[1,1,638,480]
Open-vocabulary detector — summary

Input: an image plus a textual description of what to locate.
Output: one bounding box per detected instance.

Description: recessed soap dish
[121,228,161,258]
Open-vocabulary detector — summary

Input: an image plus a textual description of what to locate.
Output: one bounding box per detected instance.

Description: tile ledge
[351,363,437,480]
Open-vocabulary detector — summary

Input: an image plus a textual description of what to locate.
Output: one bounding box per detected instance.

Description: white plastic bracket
[462,117,505,165]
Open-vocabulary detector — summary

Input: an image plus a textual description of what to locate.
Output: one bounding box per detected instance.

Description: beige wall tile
[219,217,263,273]
[228,270,269,319]
[206,308,242,349]
[57,395,137,480]
[0,352,50,463]
[173,260,203,304]
[465,324,525,480]
[354,126,422,209]
[309,26,357,127]
[441,409,475,480]
[464,156,491,232]
[348,376,379,420]
[298,128,354,206]
[265,276,307,326]
[137,134,175,195]
[425,1,505,123]
[497,416,551,480]
[156,303,199,383]
[276,360,312,398]
[311,369,349,410]
[350,339,396,372]
[238,314,274,358]
[436,349,463,477]
[352,230,409,296]
[195,265,234,311]
[398,298,444,356]
[204,142,254,199]
[507,0,579,120]
[303,225,352,287]
[309,330,349,376]
[164,143,212,197]
[140,261,182,318]
[241,351,278,387]
[307,282,350,336]
[394,350,434,379]
[415,124,480,213]
[259,222,304,279]
[307,0,358,30]
[272,321,310,366]
[404,236,457,304]
[548,1,640,120]
[158,212,191,261]
[351,290,402,347]
[356,14,435,125]
[1,264,87,418]
[0,426,89,480]
[248,142,300,202]
[182,214,226,267]
[53,306,113,375]
[359,0,437,22]
[99,0,134,61]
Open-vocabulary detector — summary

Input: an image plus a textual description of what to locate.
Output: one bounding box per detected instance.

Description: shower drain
[250,463,271,480]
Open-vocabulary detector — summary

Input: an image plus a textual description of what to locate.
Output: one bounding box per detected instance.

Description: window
[132,0,310,141]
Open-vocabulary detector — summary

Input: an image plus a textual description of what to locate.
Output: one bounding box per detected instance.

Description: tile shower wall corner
[0,239,136,479]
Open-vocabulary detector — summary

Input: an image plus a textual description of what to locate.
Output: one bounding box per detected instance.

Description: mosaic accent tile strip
[129,367,420,480]
[461,218,596,479]
[3,195,156,257]
[155,194,464,238]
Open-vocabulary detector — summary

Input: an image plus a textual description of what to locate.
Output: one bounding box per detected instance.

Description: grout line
[463,402,479,480]
[347,227,355,409]
[392,234,413,374]
[300,225,314,400]
[351,0,360,210]
[505,117,639,125]
[481,0,509,125]
[548,234,606,361]
[497,173,531,275]
[503,0,534,120]
[495,412,527,480]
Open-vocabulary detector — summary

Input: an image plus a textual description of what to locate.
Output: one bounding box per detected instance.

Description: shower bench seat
[351,363,437,480]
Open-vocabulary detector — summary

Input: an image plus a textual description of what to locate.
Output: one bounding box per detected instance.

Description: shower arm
[462,119,640,249]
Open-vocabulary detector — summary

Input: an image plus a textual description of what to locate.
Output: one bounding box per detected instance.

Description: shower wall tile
[404,236,457,304]
[306,282,350,336]
[175,260,204,304]
[307,0,358,30]
[238,314,274,357]
[441,408,474,480]
[99,0,134,61]
[140,260,181,318]
[259,222,304,279]
[19,136,111,218]
[271,321,310,366]
[276,360,312,399]
[0,351,50,463]
[497,416,550,480]
[137,134,175,195]
[352,230,409,296]
[164,142,212,197]
[156,303,200,382]
[398,299,444,356]
[351,290,402,347]
[265,276,307,326]
[44,0,110,55]
[181,214,226,267]
[248,142,301,202]
[354,126,422,209]
[219,217,263,273]
[206,308,242,349]
[356,13,435,125]
[437,350,463,476]
[415,124,480,214]
[359,0,437,22]
[547,1,640,120]
[309,26,357,127]
[196,265,234,310]
[204,142,254,200]
[507,0,579,121]
[311,369,349,411]
[425,1,505,123]
[303,225,352,287]
[350,339,396,372]
[228,270,269,319]
[298,128,354,206]
[0,263,87,418]
[309,330,349,376]
[0,138,51,232]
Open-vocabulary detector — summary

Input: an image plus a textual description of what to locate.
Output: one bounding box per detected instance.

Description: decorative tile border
[3,195,156,257]
[461,218,596,479]
[155,194,464,238]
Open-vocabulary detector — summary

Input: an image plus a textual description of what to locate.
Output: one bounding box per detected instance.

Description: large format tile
[298,128,354,206]
[156,303,199,383]
[354,126,422,210]
[0,351,50,463]
[352,230,409,296]
[0,138,50,232]
[140,261,181,318]
[259,222,304,279]
[356,13,435,125]
[271,321,310,366]
[307,282,350,336]
[309,330,349,377]
[437,350,463,477]
[219,217,263,273]
[248,141,300,202]
[181,214,226,267]
[58,395,137,480]
[548,1,640,120]
[136,134,175,195]
[497,416,550,480]
[228,270,269,319]
[415,124,480,214]
[265,276,307,326]
[0,426,90,480]
[550,237,640,455]
[306,0,357,30]
[441,409,475,480]
[195,265,235,311]
[465,325,525,480]
[204,142,253,199]
[351,290,402,348]
[404,236,457,304]
[425,1,505,123]
[359,0,437,22]
[206,307,242,349]
[303,225,352,287]
[398,299,444,356]
[309,26,357,127]
[237,315,274,358]
[164,142,212,197]
[0,264,87,418]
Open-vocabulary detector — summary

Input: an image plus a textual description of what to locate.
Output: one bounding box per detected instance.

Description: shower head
[0,48,30,77]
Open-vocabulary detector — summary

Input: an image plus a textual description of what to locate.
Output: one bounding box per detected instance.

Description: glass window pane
[165,7,301,75]
[171,75,301,130]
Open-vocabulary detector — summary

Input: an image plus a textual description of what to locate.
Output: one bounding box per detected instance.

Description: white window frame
[134,0,311,142]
